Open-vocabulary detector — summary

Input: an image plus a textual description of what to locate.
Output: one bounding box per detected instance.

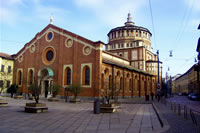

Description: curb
[152,102,170,133]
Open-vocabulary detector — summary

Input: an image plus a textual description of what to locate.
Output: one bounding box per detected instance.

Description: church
[13,13,160,99]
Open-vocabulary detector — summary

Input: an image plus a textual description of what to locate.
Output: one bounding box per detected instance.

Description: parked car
[178,92,187,96]
[188,93,200,101]
[178,93,183,96]
[188,93,194,99]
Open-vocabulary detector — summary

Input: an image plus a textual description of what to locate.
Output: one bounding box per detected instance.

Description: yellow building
[174,64,200,93]
[0,52,14,94]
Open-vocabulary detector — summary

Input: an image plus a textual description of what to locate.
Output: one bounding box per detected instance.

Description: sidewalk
[153,101,200,133]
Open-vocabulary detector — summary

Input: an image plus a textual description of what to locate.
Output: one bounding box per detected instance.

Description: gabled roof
[0,52,14,60]
[15,24,103,58]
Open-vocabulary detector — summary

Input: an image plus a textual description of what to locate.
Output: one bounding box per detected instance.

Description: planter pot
[14,95,23,99]
[28,96,33,100]
[0,99,8,107]
[25,103,48,113]
[100,103,116,113]
[69,99,81,103]
[48,97,59,102]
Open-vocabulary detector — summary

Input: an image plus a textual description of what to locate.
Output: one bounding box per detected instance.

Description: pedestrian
[151,92,154,101]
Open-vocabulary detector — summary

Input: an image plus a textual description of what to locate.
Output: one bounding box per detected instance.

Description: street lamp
[157,50,160,84]
[156,50,161,101]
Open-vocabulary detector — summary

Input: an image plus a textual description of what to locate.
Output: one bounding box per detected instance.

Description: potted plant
[65,83,82,103]
[25,79,48,113]
[14,89,23,99]
[100,83,120,113]
[48,83,61,101]
[7,84,18,98]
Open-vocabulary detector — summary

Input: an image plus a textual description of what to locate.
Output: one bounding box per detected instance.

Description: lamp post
[157,50,160,84]
[157,50,161,101]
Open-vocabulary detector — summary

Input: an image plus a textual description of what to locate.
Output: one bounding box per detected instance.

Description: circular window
[46,31,54,42]
[83,46,91,55]
[29,44,36,53]
[65,38,73,48]
[46,50,53,61]
[18,55,23,63]
[42,46,56,65]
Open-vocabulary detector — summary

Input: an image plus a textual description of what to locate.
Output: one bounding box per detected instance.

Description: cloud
[185,0,200,12]
[74,0,147,27]
[34,4,70,24]
[0,0,25,25]
[0,0,70,26]
[0,8,18,25]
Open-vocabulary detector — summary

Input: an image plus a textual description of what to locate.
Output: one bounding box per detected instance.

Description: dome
[107,13,152,36]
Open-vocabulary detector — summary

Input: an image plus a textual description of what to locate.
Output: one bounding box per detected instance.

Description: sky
[0,0,200,77]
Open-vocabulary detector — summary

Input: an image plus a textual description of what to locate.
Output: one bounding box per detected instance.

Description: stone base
[24,103,48,113]
[69,99,81,103]
[100,104,116,113]
[48,97,59,102]
[28,97,33,100]
[0,99,8,107]
[14,96,23,99]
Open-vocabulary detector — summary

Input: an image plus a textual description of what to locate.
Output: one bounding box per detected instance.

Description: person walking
[151,92,154,101]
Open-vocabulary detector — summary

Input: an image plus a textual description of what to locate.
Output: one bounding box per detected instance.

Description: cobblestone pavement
[0,97,167,133]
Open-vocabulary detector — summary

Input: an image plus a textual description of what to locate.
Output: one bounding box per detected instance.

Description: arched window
[85,67,90,85]
[129,79,132,91]
[28,69,33,85]
[18,70,22,86]
[109,75,112,89]
[101,74,104,89]
[64,67,71,85]
[120,77,123,90]
[67,68,71,85]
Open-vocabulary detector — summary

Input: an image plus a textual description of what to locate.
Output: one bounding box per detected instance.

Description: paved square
[0,97,167,133]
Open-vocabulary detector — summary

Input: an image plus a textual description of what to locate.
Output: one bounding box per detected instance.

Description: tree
[65,83,82,99]
[50,83,61,97]
[101,81,120,104]
[28,78,43,104]
[7,84,18,98]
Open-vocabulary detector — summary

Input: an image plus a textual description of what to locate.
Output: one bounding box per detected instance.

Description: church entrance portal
[38,67,54,98]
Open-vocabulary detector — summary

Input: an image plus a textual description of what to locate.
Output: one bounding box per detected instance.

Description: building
[0,52,14,94]
[171,74,181,94]
[174,64,200,94]
[174,24,200,94]
[12,13,159,98]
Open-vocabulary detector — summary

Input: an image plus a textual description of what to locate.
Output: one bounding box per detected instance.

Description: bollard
[171,102,173,111]
[174,102,176,113]
[184,105,188,120]
[178,104,181,115]
[94,98,100,114]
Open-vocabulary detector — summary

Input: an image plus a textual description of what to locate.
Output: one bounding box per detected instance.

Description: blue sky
[0,0,200,77]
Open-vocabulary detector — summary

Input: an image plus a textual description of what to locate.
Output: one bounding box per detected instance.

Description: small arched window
[18,70,22,86]
[129,79,132,91]
[109,75,112,90]
[28,69,33,85]
[67,68,71,85]
[85,67,90,85]
[120,77,123,90]
[64,67,71,85]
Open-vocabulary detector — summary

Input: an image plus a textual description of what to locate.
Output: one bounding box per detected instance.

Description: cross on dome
[125,13,135,26]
